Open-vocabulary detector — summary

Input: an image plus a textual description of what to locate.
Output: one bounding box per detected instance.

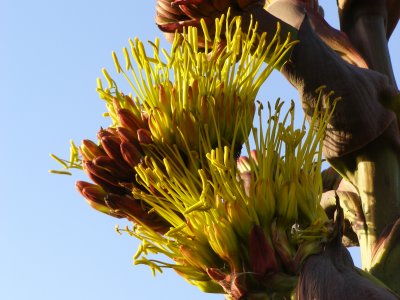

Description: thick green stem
[329,132,400,288]
[338,0,398,86]
[335,2,400,291]
[345,15,397,87]
[242,0,400,294]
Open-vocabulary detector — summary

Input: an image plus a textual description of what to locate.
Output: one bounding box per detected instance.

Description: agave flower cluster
[52,14,336,299]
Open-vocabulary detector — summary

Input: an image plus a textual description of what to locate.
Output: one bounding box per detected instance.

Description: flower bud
[117,108,145,131]
[271,221,295,273]
[83,161,126,193]
[249,224,280,275]
[93,155,134,180]
[120,141,144,169]
[76,181,123,217]
[80,139,105,161]
[137,128,153,144]
[105,193,171,234]
[116,126,138,143]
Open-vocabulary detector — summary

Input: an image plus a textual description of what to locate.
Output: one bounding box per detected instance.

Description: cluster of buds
[52,13,336,299]
[76,95,172,233]
[156,0,265,44]
[158,0,369,68]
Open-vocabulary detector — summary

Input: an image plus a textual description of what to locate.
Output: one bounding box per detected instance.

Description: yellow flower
[99,12,295,158]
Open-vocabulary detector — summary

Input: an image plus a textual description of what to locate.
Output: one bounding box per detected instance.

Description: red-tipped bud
[249,150,258,165]
[237,156,251,173]
[239,171,253,198]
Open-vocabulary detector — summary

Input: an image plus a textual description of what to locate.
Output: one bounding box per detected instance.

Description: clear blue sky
[1,1,399,299]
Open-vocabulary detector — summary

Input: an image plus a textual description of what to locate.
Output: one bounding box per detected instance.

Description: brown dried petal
[297,240,397,299]
[321,167,342,192]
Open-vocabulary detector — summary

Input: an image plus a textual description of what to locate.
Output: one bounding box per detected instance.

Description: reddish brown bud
[75,181,124,218]
[120,141,143,168]
[105,193,171,234]
[80,140,105,161]
[249,225,280,275]
[83,161,124,191]
[76,181,98,195]
[100,136,130,170]
[137,128,153,144]
[93,156,134,180]
[116,126,138,143]
[271,221,295,273]
[117,108,144,132]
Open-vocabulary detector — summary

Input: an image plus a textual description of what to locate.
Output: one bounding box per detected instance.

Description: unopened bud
[120,141,143,168]
[137,128,153,144]
[80,140,105,161]
[249,224,279,275]
[116,126,138,143]
[117,108,144,131]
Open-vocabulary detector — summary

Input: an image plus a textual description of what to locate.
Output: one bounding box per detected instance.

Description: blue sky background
[1,1,399,299]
